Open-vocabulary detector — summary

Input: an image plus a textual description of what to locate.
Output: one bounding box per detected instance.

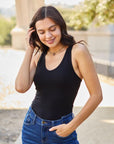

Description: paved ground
[0,109,27,144]
[74,107,114,144]
[0,47,114,144]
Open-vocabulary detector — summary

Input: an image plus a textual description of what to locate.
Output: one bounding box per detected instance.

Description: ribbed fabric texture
[32,45,82,120]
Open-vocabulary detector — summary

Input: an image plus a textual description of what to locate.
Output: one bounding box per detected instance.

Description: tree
[96,0,114,25]
[61,0,114,30]
[0,16,16,45]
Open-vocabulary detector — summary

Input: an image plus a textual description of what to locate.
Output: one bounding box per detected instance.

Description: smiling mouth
[46,38,55,44]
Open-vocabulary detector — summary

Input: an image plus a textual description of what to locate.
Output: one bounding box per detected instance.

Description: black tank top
[32,45,82,120]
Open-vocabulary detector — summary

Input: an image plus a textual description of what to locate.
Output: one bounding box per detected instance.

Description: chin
[46,43,57,48]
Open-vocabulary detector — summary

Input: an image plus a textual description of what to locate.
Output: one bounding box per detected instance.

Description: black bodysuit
[32,45,82,120]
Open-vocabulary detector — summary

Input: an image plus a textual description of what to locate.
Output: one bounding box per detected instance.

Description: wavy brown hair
[29,6,78,53]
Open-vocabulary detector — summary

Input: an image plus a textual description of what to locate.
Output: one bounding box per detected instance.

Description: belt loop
[62,118,64,124]
[61,115,64,124]
[52,121,55,126]
[33,115,36,124]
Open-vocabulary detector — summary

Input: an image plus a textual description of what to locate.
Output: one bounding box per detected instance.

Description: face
[35,17,62,48]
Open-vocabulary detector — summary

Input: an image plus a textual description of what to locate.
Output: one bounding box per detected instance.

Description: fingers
[49,126,58,131]
[25,27,35,49]
[27,27,34,31]
[28,27,35,32]
[49,124,66,131]
[27,27,35,36]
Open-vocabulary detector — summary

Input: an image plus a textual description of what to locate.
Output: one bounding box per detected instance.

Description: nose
[45,31,52,39]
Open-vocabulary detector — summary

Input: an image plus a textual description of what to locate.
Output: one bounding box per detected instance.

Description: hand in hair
[25,27,35,50]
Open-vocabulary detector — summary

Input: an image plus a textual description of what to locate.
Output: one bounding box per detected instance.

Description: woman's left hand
[49,123,73,137]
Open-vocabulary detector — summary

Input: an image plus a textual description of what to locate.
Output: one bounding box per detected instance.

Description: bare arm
[15,27,41,93]
[15,48,35,93]
[49,44,103,137]
[68,44,103,130]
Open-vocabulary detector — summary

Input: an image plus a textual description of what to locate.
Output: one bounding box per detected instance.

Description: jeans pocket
[23,110,35,126]
[53,130,73,139]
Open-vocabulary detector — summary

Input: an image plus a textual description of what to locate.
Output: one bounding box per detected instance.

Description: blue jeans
[22,106,79,144]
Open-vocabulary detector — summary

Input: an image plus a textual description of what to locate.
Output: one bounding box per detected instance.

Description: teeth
[47,38,55,44]
[47,39,54,42]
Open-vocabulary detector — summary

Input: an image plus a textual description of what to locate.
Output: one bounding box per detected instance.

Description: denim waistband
[28,106,74,126]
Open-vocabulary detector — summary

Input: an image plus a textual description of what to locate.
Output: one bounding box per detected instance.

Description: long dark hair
[29,6,76,53]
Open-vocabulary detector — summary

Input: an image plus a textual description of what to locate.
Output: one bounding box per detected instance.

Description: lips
[46,38,55,44]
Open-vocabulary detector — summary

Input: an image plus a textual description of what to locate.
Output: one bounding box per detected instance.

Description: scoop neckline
[44,46,69,72]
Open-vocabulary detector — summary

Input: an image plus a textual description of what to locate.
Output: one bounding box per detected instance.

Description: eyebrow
[37,24,57,31]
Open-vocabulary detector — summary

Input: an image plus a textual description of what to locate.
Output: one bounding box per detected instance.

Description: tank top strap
[65,45,73,62]
[67,45,73,53]
[37,51,45,67]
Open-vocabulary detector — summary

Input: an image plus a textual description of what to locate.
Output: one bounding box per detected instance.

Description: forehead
[35,18,56,29]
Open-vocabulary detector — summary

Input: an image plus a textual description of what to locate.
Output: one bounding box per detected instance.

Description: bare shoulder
[73,43,89,57]
[33,49,43,66]
[72,43,94,78]
[72,42,97,80]
[72,43,92,64]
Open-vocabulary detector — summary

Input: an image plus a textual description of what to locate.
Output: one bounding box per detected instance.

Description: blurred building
[11,0,44,49]
[69,24,114,77]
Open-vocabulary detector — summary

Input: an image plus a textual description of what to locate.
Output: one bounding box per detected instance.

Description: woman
[15,6,103,144]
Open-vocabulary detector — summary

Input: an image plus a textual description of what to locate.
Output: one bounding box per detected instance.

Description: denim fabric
[22,106,79,144]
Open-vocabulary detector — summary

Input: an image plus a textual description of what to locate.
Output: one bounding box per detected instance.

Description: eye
[39,31,45,34]
[37,30,45,34]
[50,27,56,31]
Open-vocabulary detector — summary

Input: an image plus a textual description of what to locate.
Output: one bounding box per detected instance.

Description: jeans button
[42,120,46,124]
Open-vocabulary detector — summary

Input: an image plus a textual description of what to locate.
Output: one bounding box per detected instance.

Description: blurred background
[0,0,114,144]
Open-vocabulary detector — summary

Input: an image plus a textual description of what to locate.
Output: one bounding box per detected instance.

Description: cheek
[55,29,61,39]
[38,34,44,42]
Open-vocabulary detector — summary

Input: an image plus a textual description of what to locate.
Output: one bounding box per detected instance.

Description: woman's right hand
[25,27,35,50]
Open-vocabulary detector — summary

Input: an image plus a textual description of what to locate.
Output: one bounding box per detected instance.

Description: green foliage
[96,0,114,25]
[57,8,76,30]
[57,0,114,30]
[0,16,16,46]
[0,0,113,46]
[74,0,114,28]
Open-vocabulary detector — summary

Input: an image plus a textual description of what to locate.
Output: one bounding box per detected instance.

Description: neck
[49,45,64,52]
[48,45,66,56]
